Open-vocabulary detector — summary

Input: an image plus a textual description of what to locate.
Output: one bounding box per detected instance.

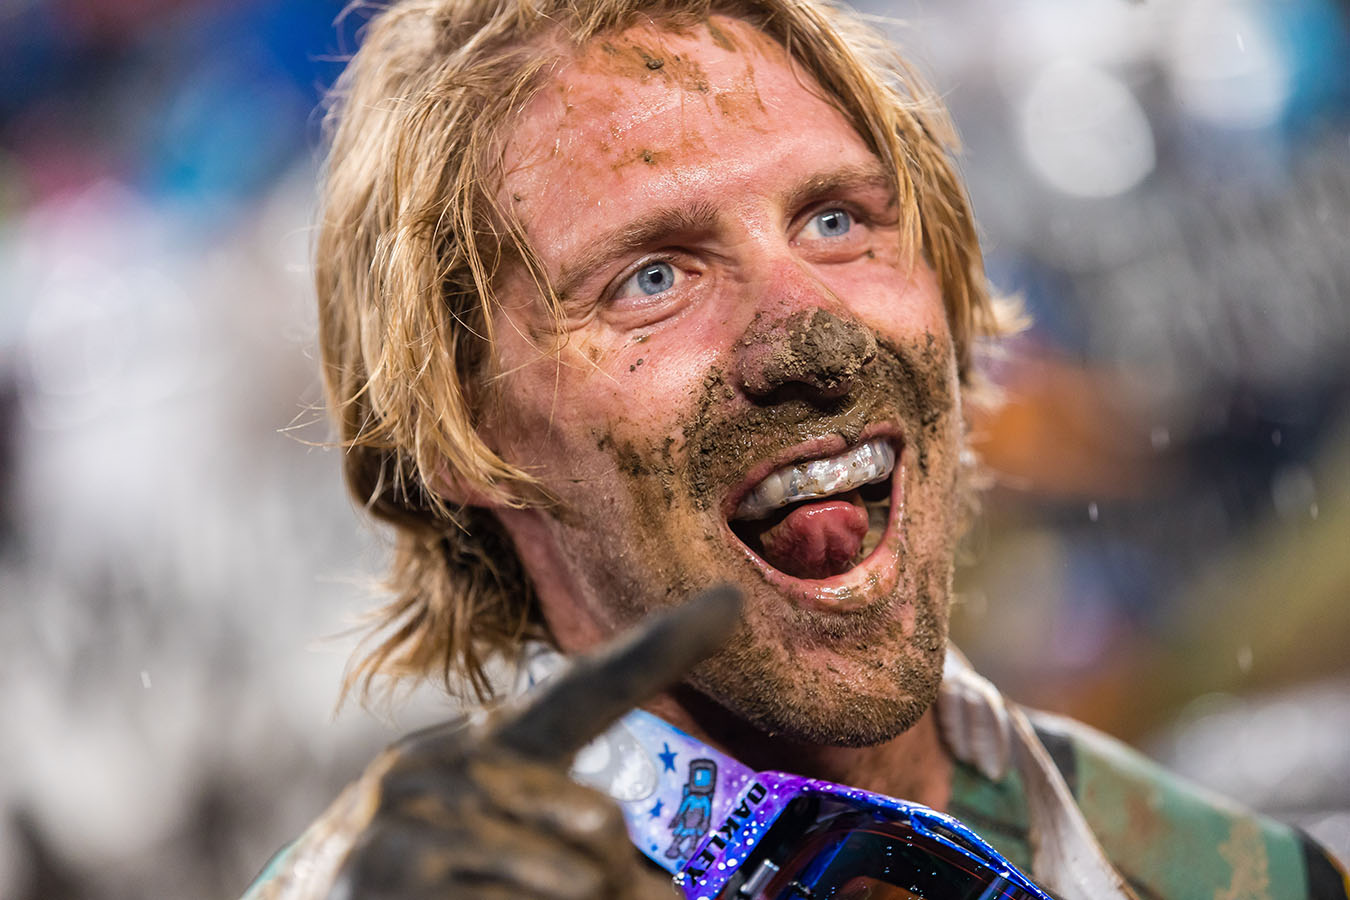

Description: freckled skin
[479,18,960,798]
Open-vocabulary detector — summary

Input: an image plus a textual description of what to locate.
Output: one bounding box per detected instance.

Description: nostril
[736,308,876,400]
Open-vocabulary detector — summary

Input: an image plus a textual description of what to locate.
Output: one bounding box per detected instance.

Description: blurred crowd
[0,0,1347,897]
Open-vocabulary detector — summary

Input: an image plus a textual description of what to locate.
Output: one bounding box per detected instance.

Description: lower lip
[725,440,907,613]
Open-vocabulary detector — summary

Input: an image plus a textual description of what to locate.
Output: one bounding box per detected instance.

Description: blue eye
[810,208,853,238]
[625,261,677,296]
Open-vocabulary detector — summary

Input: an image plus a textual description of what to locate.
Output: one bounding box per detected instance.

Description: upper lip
[720,422,905,521]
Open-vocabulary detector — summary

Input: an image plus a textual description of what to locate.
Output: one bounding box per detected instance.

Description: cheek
[831,262,951,346]
[485,338,678,487]
[915,400,964,548]
[490,373,603,477]
[482,327,584,473]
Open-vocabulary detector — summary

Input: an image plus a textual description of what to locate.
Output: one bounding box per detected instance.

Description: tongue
[757,497,869,579]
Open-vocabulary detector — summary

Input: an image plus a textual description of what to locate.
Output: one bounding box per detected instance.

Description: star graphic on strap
[650,799,664,819]
[658,743,678,772]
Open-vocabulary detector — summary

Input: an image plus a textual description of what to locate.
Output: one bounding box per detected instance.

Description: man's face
[483,18,962,746]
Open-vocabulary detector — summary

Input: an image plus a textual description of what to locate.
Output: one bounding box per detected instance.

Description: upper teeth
[733,438,895,520]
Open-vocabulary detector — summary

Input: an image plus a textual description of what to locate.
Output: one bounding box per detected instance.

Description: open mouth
[727,437,897,582]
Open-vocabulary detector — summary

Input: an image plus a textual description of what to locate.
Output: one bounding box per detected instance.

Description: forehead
[499,16,875,263]
[551,16,789,142]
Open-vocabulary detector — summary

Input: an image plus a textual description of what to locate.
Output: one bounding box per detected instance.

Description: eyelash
[609,253,690,303]
[800,202,870,237]
[602,200,880,308]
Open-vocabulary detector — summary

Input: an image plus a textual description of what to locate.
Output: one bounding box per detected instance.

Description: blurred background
[0,0,1346,897]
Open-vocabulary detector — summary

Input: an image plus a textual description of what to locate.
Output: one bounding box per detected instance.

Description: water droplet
[139,670,152,689]
[1237,645,1253,673]
[1088,502,1099,522]
[1151,426,1171,450]
[1272,466,1316,518]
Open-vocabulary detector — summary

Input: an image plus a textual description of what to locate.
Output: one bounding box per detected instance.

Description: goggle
[572,710,1054,900]
[675,774,1050,900]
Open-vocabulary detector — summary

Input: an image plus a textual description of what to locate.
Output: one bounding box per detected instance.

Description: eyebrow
[786,161,895,210]
[552,160,897,303]
[553,201,720,303]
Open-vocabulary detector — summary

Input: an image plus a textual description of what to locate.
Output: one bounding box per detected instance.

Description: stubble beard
[552,331,959,748]
[684,557,951,748]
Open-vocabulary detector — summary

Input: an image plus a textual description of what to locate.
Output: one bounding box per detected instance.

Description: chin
[686,581,949,748]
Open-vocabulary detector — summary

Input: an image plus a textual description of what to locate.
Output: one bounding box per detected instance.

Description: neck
[645,683,953,813]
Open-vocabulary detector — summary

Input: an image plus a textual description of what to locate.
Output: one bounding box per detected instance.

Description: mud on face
[682,324,954,510]
[583,323,958,745]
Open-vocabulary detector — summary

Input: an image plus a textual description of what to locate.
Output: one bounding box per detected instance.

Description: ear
[429,459,507,510]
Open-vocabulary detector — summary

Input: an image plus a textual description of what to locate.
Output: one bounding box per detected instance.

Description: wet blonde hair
[318,0,1017,700]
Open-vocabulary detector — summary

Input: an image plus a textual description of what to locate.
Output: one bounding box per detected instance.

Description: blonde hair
[317,0,1017,701]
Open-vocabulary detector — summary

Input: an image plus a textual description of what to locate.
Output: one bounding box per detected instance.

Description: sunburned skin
[475,16,963,795]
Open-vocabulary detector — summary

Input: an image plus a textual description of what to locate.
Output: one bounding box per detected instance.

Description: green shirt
[948,714,1349,900]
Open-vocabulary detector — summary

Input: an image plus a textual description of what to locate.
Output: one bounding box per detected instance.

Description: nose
[734,306,877,401]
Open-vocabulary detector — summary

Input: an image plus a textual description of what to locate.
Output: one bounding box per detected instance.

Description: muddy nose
[735,308,877,400]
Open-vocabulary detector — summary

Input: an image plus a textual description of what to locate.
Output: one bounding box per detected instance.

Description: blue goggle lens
[721,797,1043,900]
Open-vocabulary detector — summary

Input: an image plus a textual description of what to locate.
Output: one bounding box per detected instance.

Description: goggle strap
[568,708,758,874]
[516,643,761,875]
